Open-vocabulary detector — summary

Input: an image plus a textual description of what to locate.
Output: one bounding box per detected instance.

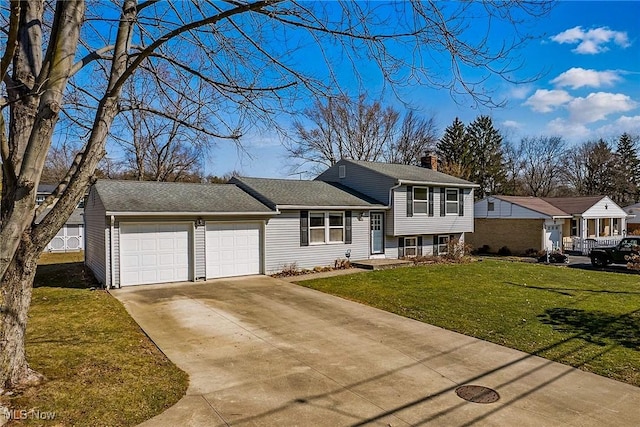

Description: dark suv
[590,237,640,267]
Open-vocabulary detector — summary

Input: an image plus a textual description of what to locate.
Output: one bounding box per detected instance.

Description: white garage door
[120,223,191,286]
[206,223,260,278]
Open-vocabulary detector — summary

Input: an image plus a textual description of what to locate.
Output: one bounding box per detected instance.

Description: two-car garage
[118,222,262,287]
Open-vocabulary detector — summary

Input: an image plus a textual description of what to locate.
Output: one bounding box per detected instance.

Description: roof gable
[341,159,478,187]
[93,180,273,214]
[541,196,605,215]
[231,176,385,208]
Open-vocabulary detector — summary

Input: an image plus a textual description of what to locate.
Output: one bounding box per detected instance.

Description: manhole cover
[455,385,500,404]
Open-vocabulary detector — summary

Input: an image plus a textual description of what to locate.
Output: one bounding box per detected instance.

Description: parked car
[590,237,640,267]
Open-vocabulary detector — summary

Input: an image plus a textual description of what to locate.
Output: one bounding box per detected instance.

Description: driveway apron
[112,276,640,426]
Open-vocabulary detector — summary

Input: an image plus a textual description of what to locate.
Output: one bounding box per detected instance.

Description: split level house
[470,195,629,255]
[84,158,478,287]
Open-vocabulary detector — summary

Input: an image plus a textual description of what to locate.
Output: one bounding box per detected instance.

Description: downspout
[109,215,115,289]
[389,182,402,237]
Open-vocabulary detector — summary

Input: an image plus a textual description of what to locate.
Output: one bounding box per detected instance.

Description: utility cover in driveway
[119,223,191,286]
[206,222,260,278]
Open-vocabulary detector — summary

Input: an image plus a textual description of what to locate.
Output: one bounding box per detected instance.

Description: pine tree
[614,133,640,205]
[466,115,506,198]
[436,117,472,179]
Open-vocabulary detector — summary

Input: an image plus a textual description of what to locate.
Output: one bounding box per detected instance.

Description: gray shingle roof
[345,160,478,187]
[231,177,385,208]
[35,207,84,225]
[93,180,273,214]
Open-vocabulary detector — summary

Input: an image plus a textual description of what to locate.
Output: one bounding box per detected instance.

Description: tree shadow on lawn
[34,262,99,289]
[505,281,640,296]
[538,307,640,350]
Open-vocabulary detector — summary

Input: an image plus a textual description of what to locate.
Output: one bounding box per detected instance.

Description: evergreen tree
[584,140,617,197]
[437,117,472,179]
[466,115,506,198]
[614,133,640,205]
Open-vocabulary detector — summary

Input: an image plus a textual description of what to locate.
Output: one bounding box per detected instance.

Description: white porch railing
[564,236,624,255]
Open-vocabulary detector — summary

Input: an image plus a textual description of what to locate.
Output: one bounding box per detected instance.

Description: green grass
[297,259,640,387]
[2,253,189,426]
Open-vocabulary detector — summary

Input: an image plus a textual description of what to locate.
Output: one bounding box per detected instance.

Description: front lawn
[1,253,188,426]
[297,260,640,387]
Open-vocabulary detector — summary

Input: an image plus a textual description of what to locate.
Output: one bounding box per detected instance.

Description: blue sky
[206,1,640,179]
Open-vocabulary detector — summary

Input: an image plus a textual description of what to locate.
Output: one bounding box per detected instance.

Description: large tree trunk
[0,236,44,389]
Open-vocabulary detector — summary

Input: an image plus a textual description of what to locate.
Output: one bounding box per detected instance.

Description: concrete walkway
[112,276,640,426]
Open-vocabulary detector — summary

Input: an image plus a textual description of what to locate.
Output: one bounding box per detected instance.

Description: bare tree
[561,140,617,196]
[287,95,438,172]
[1,0,552,389]
[514,136,565,197]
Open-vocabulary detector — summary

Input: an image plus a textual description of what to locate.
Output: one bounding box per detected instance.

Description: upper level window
[487,201,495,212]
[36,195,46,205]
[445,189,459,215]
[309,212,344,244]
[413,187,428,214]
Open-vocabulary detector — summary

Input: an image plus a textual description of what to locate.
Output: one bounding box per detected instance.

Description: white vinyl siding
[206,222,261,278]
[392,186,474,235]
[265,210,369,273]
[194,225,206,280]
[475,198,553,219]
[316,160,395,204]
[84,188,107,286]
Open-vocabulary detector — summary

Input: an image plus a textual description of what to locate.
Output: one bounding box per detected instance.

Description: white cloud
[567,92,637,123]
[507,84,533,100]
[546,118,590,141]
[596,115,640,136]
[502,120,522,129]
[550,26,630,54]
[551,68,622,89]
[523,89,573,113]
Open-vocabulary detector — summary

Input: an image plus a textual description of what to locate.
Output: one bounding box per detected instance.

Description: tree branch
[0,0,21,84]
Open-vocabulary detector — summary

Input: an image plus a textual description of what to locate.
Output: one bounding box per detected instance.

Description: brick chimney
[420,152,438,171]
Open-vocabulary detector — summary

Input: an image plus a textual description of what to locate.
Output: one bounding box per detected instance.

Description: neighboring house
[316,159,478,258]
[624,202,640,233]
[470,195,629,255]
[36,184,85,252]
[85,159,478,287]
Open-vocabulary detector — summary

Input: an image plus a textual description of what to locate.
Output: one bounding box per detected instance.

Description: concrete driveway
[112,276,640,426]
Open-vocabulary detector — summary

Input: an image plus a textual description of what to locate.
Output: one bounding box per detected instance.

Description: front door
[370,212,384,254]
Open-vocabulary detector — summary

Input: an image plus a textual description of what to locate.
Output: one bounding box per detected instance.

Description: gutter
[104,211,276,217]
[276,205,388,210]
[398,179,479,188]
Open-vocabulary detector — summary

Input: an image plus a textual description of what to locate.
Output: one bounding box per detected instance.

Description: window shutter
[458,189,464,216]
[406,186,413,217]
[398,237,405,258]
[417,236,423,256]
[300,210,309,246]
[440,188,446,216]
[428,187,434,217]
[345,211,352,244]
[434,237,439,256]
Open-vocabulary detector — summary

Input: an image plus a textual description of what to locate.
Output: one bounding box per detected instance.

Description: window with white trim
[413,187,428,214]
[404,237,418,257]
[309,212,345,244]
[445,188,459,215]
[437,235,451,255]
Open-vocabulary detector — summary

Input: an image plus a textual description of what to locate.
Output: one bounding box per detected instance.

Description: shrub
[497,246,512,256]
[476,244,491,254]
[334,258,351,269]
[524,248,540,258]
